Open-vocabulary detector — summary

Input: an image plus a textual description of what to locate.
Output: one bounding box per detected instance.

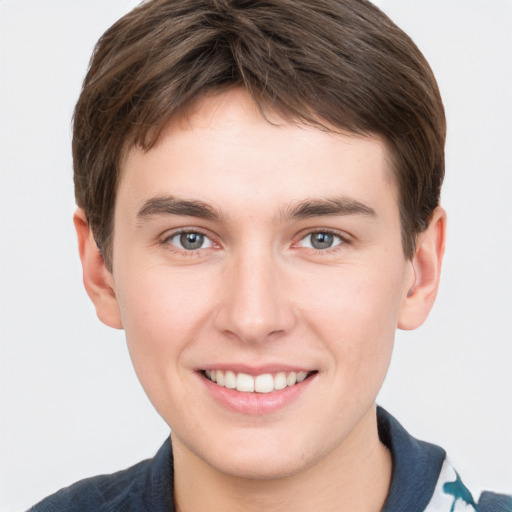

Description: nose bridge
[214,240,295,343]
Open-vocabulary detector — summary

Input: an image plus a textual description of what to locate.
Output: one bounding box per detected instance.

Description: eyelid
[294,228,351,251]
[157,226,351,254]
[159,227,219,253]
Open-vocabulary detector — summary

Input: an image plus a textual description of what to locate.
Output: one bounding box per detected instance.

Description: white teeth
[236,373,255,392]
[286,372,297,386]
[205,369,311,393]
[296,371,308,383]
[274,372,287,390]
[216,371,225,387]
[224,370,237,389]
[254,374,274,393]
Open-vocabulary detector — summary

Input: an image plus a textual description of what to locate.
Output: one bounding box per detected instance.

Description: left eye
[299,232,343,250]
[167,231,213,251]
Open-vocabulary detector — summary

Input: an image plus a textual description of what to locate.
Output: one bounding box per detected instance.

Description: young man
[28,1,511,511]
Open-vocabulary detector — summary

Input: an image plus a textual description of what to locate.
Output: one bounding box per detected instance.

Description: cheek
[119,265,216,337]
[298,260,405,373]
[115,267,217,402]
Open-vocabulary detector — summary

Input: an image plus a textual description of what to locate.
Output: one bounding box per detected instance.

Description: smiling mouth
[203,369,314,393]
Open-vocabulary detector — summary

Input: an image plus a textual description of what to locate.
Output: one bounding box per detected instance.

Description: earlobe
[73,209,123,329]
[398,206,446,330]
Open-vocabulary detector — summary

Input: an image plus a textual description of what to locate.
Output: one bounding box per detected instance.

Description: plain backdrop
[1,1,511,510]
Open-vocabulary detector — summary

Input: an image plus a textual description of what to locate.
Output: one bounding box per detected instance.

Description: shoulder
[27,438,174,512]
[377,408,512,512]
[424,458,512,512]
[27,461,150,512]
[477,491,512,512]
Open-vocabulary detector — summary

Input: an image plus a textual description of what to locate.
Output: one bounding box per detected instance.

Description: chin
[194,431,328,481]
[213,453,312,481]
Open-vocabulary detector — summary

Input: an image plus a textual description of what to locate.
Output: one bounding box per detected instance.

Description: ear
[73,209,123,329]
[398,206,446,330]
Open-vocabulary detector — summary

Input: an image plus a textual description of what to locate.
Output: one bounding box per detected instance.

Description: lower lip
[200,373,316,415]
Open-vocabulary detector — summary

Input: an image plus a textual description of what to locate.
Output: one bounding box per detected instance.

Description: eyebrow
[280,197,376,220]
[136,196,223,223]
[136,195,376,224]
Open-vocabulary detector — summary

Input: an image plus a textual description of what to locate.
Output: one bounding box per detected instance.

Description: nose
[213,246,297,345]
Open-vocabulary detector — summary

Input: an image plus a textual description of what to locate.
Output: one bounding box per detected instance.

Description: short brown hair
[73,0,445,269]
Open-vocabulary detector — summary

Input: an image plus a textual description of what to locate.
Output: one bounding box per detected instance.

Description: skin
[75,88,446,512]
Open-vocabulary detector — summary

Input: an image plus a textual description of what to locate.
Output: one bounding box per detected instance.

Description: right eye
[298,231,344,250]
[166,231,213,251]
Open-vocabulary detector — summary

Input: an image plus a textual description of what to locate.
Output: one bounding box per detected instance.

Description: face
[109,89,414,479]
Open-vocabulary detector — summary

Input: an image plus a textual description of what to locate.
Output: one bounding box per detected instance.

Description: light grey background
[1,1,511,510]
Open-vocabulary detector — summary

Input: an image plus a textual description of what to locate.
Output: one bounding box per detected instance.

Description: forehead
[118,88,398,218]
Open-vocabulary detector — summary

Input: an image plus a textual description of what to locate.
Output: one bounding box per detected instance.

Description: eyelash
[159,228,351,256]
[160,229,216,256]
[295,229,349,254]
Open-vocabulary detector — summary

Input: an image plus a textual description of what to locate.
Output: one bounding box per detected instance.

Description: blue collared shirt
[28,408,512,512]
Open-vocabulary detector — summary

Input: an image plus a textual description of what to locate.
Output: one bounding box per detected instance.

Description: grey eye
[300,232,342,250]
[169,232,212,250]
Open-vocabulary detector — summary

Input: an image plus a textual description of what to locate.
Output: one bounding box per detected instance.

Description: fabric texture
[28,407,511,512]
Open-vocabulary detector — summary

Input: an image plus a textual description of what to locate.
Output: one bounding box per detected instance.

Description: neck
[172,405,392,512]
